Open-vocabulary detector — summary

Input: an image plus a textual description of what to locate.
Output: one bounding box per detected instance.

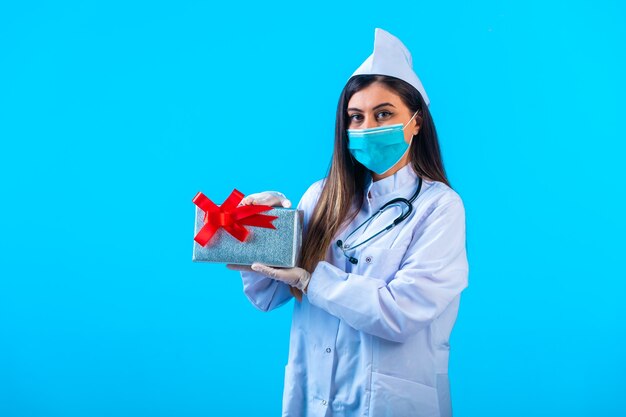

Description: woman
[227,28,469,417]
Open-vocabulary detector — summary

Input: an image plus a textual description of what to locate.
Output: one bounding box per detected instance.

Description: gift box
[192,189,304,267]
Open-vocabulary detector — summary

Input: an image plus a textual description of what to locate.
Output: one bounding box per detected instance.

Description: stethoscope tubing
[336,176,423,264]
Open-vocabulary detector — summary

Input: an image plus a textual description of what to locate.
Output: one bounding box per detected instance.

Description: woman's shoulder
[303,178,327,199]
[297,177,327,209]
[410,179,467,235]
[421,178,464,209]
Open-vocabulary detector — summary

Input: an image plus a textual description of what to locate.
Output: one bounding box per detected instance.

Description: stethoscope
[336,176,423,264]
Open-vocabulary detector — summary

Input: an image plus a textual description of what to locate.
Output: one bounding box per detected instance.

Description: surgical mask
[346,110,419,175]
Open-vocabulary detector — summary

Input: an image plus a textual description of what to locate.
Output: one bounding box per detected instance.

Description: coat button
[321,400,327,406]
[326,347,332,353]
[365,256,372,263]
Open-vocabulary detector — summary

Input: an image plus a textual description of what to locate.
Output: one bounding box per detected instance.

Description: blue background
[1,1,624,416]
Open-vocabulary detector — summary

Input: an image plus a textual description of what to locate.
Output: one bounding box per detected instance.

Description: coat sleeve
[306,196,469,343]
[240,180,325,312]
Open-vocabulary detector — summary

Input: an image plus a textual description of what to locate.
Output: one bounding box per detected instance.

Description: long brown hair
[293,74,450,299]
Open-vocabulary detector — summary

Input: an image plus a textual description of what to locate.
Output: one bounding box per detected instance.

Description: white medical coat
[240,163,469,417]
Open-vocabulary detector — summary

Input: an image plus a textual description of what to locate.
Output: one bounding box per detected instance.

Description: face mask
[347,110,419,175]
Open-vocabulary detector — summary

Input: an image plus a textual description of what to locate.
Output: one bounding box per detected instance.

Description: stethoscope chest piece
[336,239,359,264]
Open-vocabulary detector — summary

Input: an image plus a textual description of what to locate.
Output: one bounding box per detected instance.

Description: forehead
[347,82,404,110]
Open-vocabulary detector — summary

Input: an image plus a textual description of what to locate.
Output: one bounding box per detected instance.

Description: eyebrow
[347,102,396,112]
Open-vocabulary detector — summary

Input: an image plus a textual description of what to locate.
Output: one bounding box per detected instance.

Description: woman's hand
[252,263,311,303]
[227,263,311,302]
[249,263,311,292]
[239,191,292,208]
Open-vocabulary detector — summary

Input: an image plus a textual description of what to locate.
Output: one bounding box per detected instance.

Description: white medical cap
[350,28,430,106]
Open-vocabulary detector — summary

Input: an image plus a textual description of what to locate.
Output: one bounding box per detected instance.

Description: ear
[413,124,421,137]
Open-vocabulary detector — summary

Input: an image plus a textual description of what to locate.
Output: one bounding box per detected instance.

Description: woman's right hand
[239,191,291,208]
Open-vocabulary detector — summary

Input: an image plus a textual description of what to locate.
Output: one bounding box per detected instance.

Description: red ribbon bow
[192,189,278,246]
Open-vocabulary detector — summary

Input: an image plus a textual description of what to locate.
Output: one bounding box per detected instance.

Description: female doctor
[227,28,469,417]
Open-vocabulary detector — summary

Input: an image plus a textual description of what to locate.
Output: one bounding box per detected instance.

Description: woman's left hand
[226,263,312,301]
[250,263,312,293]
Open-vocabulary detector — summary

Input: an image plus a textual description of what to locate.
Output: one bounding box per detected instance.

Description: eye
[349,114,363,122]
[376,111,392,119]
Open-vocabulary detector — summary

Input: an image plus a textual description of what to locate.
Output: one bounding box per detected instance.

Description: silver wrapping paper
[192,206,304,267]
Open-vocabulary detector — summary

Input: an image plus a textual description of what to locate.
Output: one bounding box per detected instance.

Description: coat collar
[364,163,420,200]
